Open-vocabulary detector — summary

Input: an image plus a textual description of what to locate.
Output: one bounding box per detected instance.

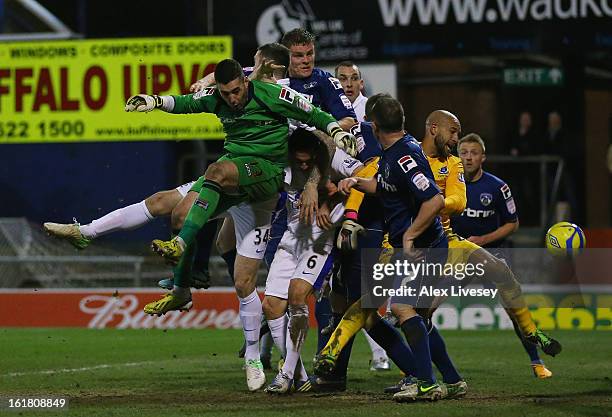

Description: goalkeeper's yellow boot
[143,292,192,316]
[43,220,91,249]
[532,364,553,379]
[151,236,185,264]
[526,329,562,357]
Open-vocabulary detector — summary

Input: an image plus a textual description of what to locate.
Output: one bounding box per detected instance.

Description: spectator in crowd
[509,111,540,156]
[543,111,584,224]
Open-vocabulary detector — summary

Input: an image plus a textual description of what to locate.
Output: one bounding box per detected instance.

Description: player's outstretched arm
[338,176,377,195]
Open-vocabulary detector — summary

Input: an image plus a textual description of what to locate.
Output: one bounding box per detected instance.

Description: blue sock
[220,249,236,283]
[428,325,461,384]
[512,319,542,364]
[367,317,416,376]
[400,316,435,384]
[315,298,332,353]
[193,220,218,275]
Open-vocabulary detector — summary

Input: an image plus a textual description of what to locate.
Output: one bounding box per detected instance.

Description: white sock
[282,305,309,380]
[268,315,288,358]
[79,201,154,239]
[269,315,308,380]
[239,290,263,362]
[363,330,388,360]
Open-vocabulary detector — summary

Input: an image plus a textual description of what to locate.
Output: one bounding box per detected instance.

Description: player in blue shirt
[451,133,553,379]
[451,134,518,249]
[337,96,448,401]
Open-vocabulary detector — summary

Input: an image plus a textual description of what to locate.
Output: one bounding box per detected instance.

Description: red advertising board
[0,288,318,329]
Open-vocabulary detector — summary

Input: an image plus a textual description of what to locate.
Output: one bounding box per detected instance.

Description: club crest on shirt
[438,166,448,175]
[480,193,493,206]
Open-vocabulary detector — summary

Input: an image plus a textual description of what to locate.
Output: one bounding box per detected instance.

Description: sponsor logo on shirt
[398,155,418,173]
[279,87,295,104]
[500,183,512,200]
[378,173,397,192]
[295,97,313,112]
[462,207,495,218]
[480,193,493,206]
[328,77,343,90]
[506,198,516,214]
[411,172,430,191]
[193,87,216,99]
[340,95,353,109]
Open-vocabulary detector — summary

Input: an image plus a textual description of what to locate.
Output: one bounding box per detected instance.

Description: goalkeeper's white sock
[79,201,154,239]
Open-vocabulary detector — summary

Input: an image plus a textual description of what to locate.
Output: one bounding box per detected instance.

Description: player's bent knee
[262,296,286,320]
[145,190,181,217]
[204,162,230,185]
[391,303,416,323]
[234,278,256,298]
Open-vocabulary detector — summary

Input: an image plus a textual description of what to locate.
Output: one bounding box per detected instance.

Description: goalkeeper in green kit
[125,58,357,391]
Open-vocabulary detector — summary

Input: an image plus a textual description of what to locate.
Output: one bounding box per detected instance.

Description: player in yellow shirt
[314,109,562,396]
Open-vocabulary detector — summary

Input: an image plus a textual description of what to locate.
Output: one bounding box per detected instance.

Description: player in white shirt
[334,61,391,372]
[335,61,367,122]
[262,128,364,394]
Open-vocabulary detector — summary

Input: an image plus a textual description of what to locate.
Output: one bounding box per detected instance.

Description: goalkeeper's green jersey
[170,80,337,167]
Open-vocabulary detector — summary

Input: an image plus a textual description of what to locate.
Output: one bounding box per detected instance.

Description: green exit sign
[503,68,564,86]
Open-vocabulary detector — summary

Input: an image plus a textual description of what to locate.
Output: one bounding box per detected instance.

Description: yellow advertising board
[0,36,231,143]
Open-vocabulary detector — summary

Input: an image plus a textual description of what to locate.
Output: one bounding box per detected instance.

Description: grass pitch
[1,328,610,417]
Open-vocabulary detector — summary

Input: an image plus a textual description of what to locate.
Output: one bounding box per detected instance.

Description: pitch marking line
[2,358,201,377]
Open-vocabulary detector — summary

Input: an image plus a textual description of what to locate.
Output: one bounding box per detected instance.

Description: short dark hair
[369,96,404,133]
[258,43,290,76]
[334,61,361,78]
[288,128,329,175]
[214,59,244,84]
[281,28,316,48]
[365,93,392,121]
